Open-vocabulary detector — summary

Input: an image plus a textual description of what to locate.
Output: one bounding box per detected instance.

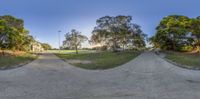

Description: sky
[0,0,200,48]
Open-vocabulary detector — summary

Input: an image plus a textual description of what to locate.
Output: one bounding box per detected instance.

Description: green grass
[56,51,140,70]
[0,53,37,69]
[165,52,200,69]
[48,50,93,54]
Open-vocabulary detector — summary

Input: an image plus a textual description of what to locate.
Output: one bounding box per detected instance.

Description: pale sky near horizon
[0,0,200,48]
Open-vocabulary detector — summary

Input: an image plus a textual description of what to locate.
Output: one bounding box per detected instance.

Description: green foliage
[0,15,36,51]
[178,46,193,52]
[63,29,88,54]
[150,15,198,51]
[189,17,200,52]
[91,15,146,51]
[41,43,52,50]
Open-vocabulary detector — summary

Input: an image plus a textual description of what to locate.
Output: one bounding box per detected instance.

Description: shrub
[179,46,193,52]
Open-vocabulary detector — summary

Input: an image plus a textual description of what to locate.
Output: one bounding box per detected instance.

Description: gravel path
[0,52,200,99]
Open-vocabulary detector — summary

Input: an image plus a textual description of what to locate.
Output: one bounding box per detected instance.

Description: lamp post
[58,30,61,53]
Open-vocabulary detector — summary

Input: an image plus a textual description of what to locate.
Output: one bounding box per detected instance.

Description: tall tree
[91,15,146,51]
[63,29,88,54]
[190,17,200,52]
[151,15,191,51]
[0,15,37,53]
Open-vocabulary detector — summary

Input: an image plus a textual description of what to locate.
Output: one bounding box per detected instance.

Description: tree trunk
[0,48,5,56]
[123,37,126,51]
[113,33,117,52]
[173,42,176,51]
[197,39,200,53]
[172,38,176,51]
[113,40,117,51]
[75,45,78,54]
[123,44,125,51]
[2,50,5,56]
[197,45,200,53]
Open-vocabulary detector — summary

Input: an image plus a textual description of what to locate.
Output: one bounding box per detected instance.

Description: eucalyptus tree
[0,19,10,54]
[190,17,200,52]
[151,15,191,51]
[0,15,37,53]
[63,29,88,54]
[129,24,146,49]
[0,15,24,51]
[91,15,146,51]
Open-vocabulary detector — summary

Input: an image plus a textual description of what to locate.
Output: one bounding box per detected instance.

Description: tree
[189,17,200,53]
[129,24,146,49]
[0,15,37,54]
[63,29,88,54]
[91,15,146,51]
[41,43,52,50]
[0,19,10,55]
[0,15,24,50]
[151,15,191,51]
[0,15,25,51]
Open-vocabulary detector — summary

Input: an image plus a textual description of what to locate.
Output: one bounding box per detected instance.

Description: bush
[178,46,193,52]
[92,46,107,51]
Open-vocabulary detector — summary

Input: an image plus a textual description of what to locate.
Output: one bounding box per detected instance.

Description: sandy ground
[0,52,200,99]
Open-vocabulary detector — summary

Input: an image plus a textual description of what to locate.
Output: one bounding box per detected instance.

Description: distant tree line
[150,15,200,53]
[62,15,147,53]
[41,43,52,50]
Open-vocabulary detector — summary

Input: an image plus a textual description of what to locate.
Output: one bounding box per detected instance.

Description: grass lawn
[56,51,140,70]
[0,53,37,70]
[165,52,200,69]
[47,50,93,54]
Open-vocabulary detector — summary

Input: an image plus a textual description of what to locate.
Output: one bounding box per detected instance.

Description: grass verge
[165,52,200,70]
[56,51,140,70]
[0,53,37,70]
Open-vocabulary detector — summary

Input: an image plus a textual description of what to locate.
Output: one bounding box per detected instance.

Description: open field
[165,52,200,70]
[0,53,37,70]
[56,50,140,70]
[47,50,94,54]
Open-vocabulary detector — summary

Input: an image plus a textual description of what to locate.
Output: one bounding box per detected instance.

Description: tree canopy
[0,15,48,52]
[0,15,29,51]
[91,15,146,51]
[189,17,200,52]
[150,15,200,52]
[63,29,88,54]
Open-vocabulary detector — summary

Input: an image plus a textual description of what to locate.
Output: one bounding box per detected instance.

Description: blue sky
[0,0,200,48]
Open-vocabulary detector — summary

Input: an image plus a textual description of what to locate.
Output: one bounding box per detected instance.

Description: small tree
[63,29,88,54]
[41,43,52,50]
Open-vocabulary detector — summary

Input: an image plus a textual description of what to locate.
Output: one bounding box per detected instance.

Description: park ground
[0,50,200,70]
[164,51,200,70]
[1,52,200,99]
[54,50,140,70]
[0,50,37,70]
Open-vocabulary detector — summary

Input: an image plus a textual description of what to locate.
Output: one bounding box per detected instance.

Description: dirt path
[0,52,200,99]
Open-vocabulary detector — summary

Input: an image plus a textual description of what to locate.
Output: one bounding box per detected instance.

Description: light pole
[58,30,61,53]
